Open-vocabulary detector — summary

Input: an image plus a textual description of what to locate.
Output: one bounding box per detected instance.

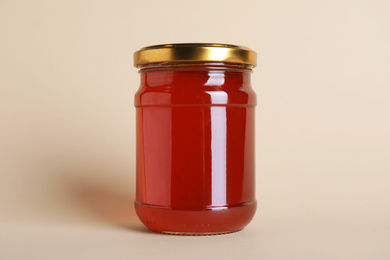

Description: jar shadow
[62,173,152,234]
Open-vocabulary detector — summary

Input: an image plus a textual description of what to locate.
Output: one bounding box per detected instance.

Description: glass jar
[133,43,257,235]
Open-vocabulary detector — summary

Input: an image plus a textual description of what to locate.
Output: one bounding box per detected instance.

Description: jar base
[135,201,256,234]
[154,229,242,236]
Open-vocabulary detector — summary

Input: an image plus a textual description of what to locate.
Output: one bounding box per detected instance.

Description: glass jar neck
[139,63,252,88]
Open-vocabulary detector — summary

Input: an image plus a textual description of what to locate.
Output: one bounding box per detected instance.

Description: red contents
[135,65,256,233]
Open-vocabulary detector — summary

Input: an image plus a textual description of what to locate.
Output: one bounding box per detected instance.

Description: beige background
[1,0,389,259]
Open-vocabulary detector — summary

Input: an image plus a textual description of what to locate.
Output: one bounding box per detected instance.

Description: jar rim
[133,43,257,68]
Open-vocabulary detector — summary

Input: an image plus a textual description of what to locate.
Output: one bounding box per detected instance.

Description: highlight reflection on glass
[209,94,228,206]
[205,71,225,86]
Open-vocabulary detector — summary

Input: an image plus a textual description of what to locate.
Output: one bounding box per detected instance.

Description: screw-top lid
[134,43,257,68]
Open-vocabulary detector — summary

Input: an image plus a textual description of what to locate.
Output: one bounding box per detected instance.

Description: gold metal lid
[133,43,257,68]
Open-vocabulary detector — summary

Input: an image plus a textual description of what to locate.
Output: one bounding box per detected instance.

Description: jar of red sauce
[133,43,257,235]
